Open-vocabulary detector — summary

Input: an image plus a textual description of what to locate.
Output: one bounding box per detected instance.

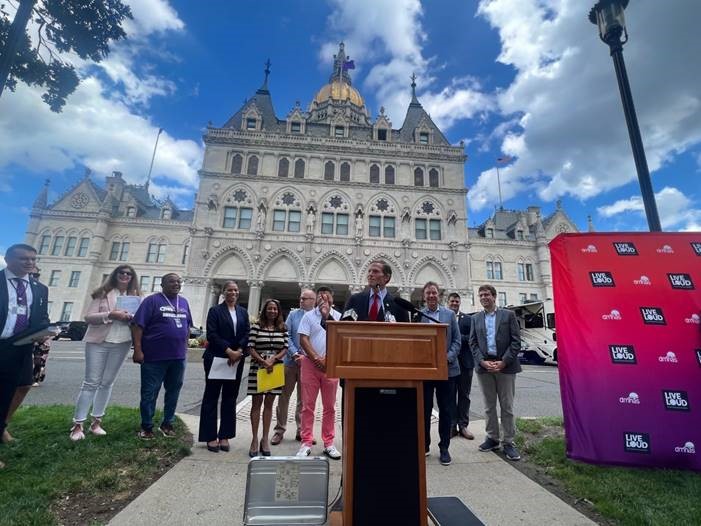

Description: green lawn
[516,417,701,526]
[0,405,191,526]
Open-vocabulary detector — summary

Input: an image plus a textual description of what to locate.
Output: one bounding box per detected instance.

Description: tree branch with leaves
[0,0,132,112]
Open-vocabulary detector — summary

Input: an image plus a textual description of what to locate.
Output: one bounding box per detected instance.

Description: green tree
[0,0,132,112]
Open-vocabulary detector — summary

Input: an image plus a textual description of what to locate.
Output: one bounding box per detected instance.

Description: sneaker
[478,437,500,452]
[138,429,155,440]
[69,424,85,442]
[439,449,452,466]
[90,419,107,436]
[323,445,342,460]
[503,443,521,461]
[159,424,176,438]
[296,445,312,457]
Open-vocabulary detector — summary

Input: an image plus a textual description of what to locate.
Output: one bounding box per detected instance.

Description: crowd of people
[1,243,523,470]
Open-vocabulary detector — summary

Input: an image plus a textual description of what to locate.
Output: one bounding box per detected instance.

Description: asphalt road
[25,341,564,420]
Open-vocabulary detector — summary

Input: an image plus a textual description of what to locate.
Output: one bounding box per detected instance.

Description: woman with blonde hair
[69,265,141,441]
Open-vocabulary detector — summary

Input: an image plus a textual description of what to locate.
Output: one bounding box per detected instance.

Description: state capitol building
[23,44,578,326]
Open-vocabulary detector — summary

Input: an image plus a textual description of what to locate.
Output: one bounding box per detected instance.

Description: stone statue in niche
[306,208,316,234]
[256,208,266,232]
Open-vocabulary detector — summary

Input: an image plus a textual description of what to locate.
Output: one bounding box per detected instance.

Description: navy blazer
[343,289,410,322]
[457,312,474,369]
[0,269,50,347]
[205,302,250,369]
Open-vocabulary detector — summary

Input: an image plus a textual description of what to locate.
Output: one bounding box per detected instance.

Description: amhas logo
[675,441,696,454]
[624,432,650,453]
[613,242,638,255]
[619,392,641,404]
[663,390,690,411]
[609,344,636,364]
[691,242,701,256]
[633,275,651,286]
[667,273,695,290]
[656,244,674,254]
[640,307,666,325]
[581,244,598,253]
[685,313,701,325]
[658,351,678,363]
[590,271,615,287]
[602,309,623,321]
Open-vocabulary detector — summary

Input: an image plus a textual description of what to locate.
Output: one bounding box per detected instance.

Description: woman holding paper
[247,299,288,457]
[198,280,249,452]
[69,265,141,441]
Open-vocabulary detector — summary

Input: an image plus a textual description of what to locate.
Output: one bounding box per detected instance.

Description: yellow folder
[257,363,285,393]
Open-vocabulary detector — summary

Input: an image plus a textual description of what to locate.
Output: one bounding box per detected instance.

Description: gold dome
[314,81,365,108]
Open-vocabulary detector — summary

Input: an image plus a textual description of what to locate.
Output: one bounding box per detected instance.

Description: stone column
[247,280,263,317]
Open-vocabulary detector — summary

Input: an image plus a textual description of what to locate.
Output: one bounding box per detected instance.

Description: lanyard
[160,293,180,314]
[8,277,27,297]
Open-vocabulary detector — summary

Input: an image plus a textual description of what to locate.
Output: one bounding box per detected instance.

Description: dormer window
[419,132,429,144]
[517,229,524,240]
[291,121,301,133]
[486,228,494,238]
[334,125,345,138]
[162,208,172,220]
[126,206,136,218]
[377,129,388,141]
[246,118,257,130]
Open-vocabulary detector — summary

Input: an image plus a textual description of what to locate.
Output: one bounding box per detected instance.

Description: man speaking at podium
[342,260,409,323]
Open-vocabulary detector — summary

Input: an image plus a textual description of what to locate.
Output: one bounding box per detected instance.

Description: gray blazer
[469,308,522,374]
[418,305,461,378]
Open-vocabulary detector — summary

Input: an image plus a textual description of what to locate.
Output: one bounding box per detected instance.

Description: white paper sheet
[208,356,238,380]
[116,295,141,315]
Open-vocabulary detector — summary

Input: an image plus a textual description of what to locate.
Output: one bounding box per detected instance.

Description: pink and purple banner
[550,233,701,470]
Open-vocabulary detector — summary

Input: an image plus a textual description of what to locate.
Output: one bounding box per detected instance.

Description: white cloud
[0,79,202,194]
[597,187,701,231]
[0,1,199,206]
[321,0,494,131]
[471,0,701,210]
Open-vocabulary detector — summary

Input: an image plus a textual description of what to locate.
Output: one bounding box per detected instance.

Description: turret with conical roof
[398,73,450,146]
[33,179,49,209]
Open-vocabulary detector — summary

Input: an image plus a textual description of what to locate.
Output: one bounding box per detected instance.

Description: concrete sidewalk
[109,391,595,526]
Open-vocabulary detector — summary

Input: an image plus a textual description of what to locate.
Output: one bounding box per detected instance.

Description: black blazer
[457,312,474,369]
[343,289,410,322]
[0,269,50,346]
[204,302,250,375]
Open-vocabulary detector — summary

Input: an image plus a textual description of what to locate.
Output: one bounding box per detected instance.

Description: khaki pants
[477,372,516,444]
[273,363,301,436]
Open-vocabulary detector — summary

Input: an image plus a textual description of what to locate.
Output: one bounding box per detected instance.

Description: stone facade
[22,45,578,326]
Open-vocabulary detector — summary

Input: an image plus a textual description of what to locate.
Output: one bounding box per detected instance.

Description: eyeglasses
[300,297,315,301]
[118,271,132,276]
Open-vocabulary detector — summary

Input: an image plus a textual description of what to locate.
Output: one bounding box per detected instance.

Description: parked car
[505,301,557,365]
[55,321,88,341]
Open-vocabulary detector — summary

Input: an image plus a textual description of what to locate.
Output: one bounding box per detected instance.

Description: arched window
[340,162,351,181]
[294,159,305,178]
[231,154,243,174]
[278,158,289,177]
[247,155,259,175]
[429,168,439,187]
[324,161,335,181]
[414,167,424,186]
[369,164,380,184]
[384,166,395,185]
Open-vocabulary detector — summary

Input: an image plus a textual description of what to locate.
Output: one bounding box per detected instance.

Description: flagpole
[495,165,503,210]
[146,128,163,191]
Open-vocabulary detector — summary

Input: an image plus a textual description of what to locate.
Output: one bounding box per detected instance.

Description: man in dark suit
[342,260,409,323]
[469,284,522,461]
[1,244,50,468]
[447,292,475,440]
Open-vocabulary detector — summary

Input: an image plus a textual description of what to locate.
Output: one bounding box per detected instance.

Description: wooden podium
[326,321,448,526]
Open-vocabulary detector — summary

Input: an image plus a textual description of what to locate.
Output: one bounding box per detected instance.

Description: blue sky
[1,0,700,261]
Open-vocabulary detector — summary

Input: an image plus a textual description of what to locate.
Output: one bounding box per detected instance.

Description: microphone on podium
[341,308,358,321]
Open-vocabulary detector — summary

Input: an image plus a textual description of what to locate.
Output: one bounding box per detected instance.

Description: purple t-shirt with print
[132,293,193,362]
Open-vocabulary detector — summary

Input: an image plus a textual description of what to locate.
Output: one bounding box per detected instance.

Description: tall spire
[33,179,49,209]
[410,73,419,104]
[259,58,271,93]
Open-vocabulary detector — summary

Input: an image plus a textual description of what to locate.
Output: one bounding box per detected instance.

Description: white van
[505,301,557,365]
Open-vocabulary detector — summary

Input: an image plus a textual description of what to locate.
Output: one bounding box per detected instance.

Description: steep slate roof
[398,100,450,146]
[472,208,535,240]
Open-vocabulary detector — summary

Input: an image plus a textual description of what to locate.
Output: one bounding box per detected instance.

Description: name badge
[175,318,183,328]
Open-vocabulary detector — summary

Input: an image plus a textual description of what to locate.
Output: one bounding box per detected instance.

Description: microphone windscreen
[341,308,358,321]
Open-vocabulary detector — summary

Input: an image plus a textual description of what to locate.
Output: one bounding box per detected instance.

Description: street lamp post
[589,0,662,231]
